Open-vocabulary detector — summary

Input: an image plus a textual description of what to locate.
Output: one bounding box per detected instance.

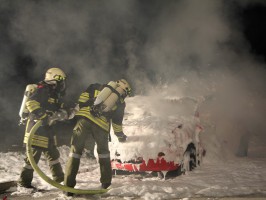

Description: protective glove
[90,105,102,117]
[115,132,127,143]
[47,109,68,126]
[68,104,80,119]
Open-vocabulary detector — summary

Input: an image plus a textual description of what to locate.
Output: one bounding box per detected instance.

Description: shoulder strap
[87,83,102,98]
[104,84,121,98]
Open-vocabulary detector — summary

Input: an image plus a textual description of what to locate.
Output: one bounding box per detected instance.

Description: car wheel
[181,145,196,174]
[165,145,197,178]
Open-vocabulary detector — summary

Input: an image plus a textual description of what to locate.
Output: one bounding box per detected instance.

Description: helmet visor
[57,79,66,95]
[54,74,66,81]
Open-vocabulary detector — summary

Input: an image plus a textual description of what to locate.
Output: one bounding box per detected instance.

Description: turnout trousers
[64,118,112,188]
[18,145,64,187]
[18,119,64,187]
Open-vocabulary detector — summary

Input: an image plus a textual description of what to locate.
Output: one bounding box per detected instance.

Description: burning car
[109,95,205,177]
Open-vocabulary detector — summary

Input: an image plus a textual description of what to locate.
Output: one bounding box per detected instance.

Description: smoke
[7,1,137,89]
[141,0,266,158]
[0,0,265,157]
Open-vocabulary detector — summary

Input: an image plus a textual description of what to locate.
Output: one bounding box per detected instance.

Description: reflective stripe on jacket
[75,83,125,133]
[76,106,110,131]
[22,83,63,148]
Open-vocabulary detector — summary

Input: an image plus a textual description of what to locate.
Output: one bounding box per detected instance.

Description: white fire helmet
[44,67,66,84]
[44,67,66,94]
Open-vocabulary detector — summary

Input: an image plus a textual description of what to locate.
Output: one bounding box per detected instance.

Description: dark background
[0,0,266,151]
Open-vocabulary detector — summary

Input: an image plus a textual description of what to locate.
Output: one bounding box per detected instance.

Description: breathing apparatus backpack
[91,80,127,117]
[19,84,37,125]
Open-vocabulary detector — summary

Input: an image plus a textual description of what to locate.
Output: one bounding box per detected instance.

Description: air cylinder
[19,84,37,118]
[94,81,117,106]
[102,86,125,112]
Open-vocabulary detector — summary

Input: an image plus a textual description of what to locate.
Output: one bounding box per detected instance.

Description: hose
[26,120,108,195]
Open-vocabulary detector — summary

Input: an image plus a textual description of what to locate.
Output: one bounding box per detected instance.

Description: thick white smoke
[141,0,266,159]
[8,1,137,90]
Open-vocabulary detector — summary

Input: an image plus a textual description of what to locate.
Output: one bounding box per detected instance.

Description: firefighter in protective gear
[64,79,131,195]
[18,67,73,189]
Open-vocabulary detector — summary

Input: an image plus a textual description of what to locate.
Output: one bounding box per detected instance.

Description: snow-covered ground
[0,146,266,199]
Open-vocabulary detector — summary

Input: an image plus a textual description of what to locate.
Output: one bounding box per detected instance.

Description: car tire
[181,145,197,174]
[165,144,196,178]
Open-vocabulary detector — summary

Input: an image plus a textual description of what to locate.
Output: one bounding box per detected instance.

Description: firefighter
[64,79,131,196]
[17,67,75,189]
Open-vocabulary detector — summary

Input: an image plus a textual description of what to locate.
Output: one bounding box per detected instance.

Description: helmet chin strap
[44,75,66,95]
[44,80,57,85]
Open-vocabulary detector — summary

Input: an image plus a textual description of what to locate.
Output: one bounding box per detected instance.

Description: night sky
[0,0,266,150]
